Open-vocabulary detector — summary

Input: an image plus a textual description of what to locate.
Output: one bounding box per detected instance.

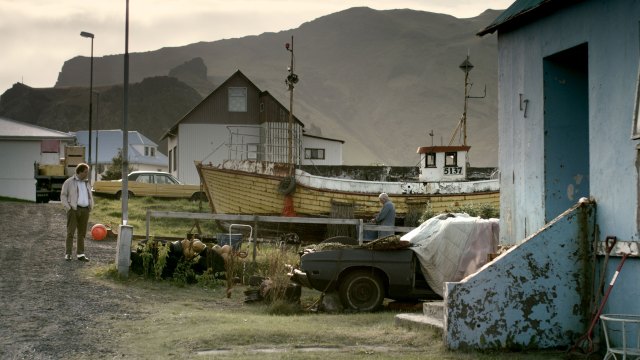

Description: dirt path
[0,202,126,359]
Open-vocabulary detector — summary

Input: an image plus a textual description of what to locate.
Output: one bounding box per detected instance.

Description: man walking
[60,163,93,262]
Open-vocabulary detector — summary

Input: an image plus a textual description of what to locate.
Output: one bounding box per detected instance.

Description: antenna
[448,55,486,146]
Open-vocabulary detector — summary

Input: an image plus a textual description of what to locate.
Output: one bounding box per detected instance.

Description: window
[247,143,258,160]
[445,152,457,166]
[305,148,325,160]
[144,146,149,156]
[425,153,436,168]
[150,147,155,157]
[169,149,172,172]
[172,146,177,171]
[228,87,247,112]
[136,174,153,183]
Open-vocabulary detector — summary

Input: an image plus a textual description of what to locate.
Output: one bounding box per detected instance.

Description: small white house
[75,130,168,180]
[0,117,75,201]
[301,133,344,166]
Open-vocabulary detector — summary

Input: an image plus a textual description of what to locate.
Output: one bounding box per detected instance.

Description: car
[92,171,207,201]
[290,238,441,312]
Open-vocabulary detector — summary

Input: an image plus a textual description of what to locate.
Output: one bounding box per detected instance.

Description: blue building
[441,0,640,352]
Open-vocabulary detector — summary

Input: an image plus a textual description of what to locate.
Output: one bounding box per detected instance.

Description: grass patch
[91,195,219,238]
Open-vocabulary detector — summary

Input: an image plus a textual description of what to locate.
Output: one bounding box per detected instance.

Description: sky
[0,0,514,94]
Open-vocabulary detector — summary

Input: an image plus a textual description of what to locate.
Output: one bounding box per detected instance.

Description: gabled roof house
[76,130,168,180]
[162,70,343,185]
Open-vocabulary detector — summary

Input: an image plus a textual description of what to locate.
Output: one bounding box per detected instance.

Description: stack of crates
[64,146,85,176]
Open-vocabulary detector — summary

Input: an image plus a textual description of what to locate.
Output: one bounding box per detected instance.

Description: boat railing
[145,210,415,246]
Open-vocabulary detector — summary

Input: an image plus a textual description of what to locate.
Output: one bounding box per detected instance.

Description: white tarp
[401,213,499,297]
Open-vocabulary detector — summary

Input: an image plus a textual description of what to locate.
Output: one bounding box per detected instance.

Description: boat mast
[285,36,299,176]
[448,55,485,146]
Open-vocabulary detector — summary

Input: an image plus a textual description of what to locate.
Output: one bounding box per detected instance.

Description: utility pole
[285,36,299,176]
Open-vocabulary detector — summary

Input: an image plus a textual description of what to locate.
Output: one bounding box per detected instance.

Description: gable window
[425,153,436,168]
[150,147,155,157]
[169,149,172,171]
[445,152,457,167]
[144,146,149,156]
[228,87,247,112]
[305,148,325,160]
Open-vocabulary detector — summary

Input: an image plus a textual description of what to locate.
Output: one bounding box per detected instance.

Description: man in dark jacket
[373,192,396,238]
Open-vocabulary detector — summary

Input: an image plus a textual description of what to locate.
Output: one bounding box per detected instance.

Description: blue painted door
[543,44,590,222]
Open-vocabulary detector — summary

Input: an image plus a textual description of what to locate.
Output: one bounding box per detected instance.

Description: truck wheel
[339,270,384,312]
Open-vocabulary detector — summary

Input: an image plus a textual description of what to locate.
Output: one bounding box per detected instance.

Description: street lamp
[92,91,100,182]
[80,31,94,175]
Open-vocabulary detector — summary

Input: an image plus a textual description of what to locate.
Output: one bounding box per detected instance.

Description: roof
[477,0,584,36]
[303,133,345,144]
[162,69,305,139]
[75,129,168,166]
[0,117,75,141]
[417,146,471,154]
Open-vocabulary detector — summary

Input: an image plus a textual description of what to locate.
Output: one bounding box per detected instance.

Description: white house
[162,70,343,185]
[75,130,168,180]
[0,117,76,201]
[301,133,344,166]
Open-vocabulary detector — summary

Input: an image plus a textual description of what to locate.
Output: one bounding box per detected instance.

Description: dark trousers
[66,207,89,256]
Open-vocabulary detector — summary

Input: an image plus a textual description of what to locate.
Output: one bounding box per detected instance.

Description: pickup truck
[290,238,441,312]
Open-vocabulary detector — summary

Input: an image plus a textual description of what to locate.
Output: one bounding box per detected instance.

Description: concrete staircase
[394,301,444,334]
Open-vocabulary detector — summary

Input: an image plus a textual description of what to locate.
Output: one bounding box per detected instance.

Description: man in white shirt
[60,163,93,262]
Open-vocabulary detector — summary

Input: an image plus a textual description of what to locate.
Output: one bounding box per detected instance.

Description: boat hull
[196,161,499,221]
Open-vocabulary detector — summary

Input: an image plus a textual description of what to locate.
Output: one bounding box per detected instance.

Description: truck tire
[339,270,384,312]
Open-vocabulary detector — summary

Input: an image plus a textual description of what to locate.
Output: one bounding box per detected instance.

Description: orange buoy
[91,224,107,241]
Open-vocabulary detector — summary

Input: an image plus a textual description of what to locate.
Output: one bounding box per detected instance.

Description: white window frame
[305,148,325,160]
[228,87,247,112]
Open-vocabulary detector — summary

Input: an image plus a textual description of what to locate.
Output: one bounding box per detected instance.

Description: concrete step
[394,301,444,333]
[423,300,444,318]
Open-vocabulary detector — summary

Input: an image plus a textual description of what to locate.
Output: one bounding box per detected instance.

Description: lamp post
[92,91,100,182]
[80,31,94,172]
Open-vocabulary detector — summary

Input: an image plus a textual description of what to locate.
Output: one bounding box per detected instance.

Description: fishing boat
[196,50,498,239]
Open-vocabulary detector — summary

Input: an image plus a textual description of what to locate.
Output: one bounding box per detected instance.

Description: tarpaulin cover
[401,213,499,296]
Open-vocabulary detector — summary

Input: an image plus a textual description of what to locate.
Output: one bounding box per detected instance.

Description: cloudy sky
[0,0,514,93]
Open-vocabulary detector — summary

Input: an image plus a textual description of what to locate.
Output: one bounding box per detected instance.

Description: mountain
[2,7,501,166]
[0,77,202,152]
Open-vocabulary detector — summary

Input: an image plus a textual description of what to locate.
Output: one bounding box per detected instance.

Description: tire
[190,192,207,202]
[277,176,296,195]
[115,191,134,200]
[339,270,385,312]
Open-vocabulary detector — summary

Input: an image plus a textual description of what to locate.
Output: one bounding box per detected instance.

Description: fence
[145,210,415,245]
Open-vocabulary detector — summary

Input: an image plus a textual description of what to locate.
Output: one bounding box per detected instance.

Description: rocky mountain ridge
[1,7,502,166]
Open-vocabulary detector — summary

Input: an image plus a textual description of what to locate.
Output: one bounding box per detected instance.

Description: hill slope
[5,7,501,166]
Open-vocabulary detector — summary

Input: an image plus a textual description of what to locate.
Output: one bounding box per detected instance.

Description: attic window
[228,87,247,112]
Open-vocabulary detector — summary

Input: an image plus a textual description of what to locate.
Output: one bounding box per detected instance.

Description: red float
[91,224,107,241]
